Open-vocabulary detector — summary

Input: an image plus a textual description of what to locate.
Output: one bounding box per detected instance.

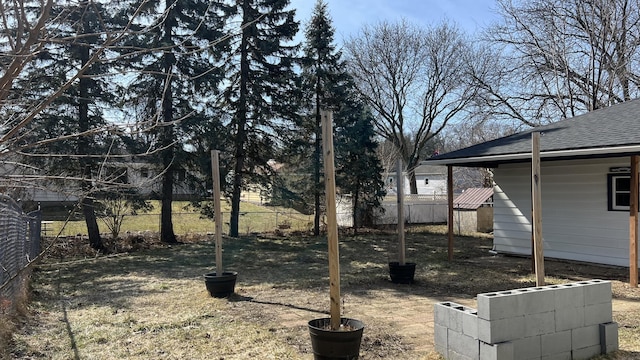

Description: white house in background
[423,98,640,269]
[2,160,197,207]
[386,164,447,196]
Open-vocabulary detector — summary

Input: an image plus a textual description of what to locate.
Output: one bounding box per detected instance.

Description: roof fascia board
[422,145,640,166]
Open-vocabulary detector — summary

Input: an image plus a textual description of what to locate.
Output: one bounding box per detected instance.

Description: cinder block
[600,322,619,354]
[477,291,520,320]
[512,335,541,360]
[435,302,456,327]
[448,349,475,360]
[584,302,613,326]
[515,287,556,315]
[571,325,601,350]
[480,341,513,360]
[462,309,479,339]
[552,283,584,309]
[555,305,585,331]
[582,280,612,305]
[435,323,449,355]
[572,344,602,359]
[478,316,525,344]
[448,329,480,360]
[541,351,572,360]
[541,330,571,356]
[450,305,465,333]
[524,311,555,337]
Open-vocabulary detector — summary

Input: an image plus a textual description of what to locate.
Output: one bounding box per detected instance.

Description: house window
[140,167,149,178]
[424,178,429,185]
[608,174,634,211]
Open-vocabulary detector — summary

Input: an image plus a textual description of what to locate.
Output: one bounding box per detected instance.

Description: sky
[287,0,501,43]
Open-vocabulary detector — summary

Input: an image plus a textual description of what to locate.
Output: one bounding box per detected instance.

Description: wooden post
[396,159,406,265]
[322,110,341,330]
[447,165,454,261]
[211,150,223,277]
[630,155,639,288]
[531,132,545,286]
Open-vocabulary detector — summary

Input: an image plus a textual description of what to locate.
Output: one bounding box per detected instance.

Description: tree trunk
[160,1,177,244]
[77,26,104,252]
[230,0,251,238]
[408,168,418,194]
[82,197,104,251]
[160,171,176,243]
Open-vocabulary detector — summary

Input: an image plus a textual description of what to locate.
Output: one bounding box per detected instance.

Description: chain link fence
[0,194,41,315]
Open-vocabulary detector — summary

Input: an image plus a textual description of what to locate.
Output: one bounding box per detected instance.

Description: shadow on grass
[228,294,328,316]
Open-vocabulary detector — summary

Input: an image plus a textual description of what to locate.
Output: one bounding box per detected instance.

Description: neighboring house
[423,98,640,268]
[1,160,197,208]
[378,165,449,225]
[453,188,494,233]
[386,164,447,196]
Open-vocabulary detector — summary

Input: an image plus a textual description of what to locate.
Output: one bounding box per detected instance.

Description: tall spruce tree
[120,0,230,243]
[223,0,299,238]
[287,0,350,235]
[288,0,384,233]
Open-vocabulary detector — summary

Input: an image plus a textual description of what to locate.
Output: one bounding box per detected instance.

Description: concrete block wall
[434,280,618,360]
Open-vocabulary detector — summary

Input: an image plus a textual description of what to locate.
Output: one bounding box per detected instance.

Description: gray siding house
[423,99,640,268]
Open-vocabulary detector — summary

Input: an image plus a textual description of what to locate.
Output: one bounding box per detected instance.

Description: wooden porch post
[532,132,545,286]
[630,155,638,288]
[447,165,454,261]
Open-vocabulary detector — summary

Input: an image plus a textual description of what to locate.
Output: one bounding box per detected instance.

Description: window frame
[608,173,634,211]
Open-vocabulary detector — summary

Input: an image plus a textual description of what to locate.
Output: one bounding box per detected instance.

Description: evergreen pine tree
[287,0,385,233]
[334,102,386,232]
[119,0,230,243]
[223,0,299,237]
[282,0,349,235]
[15,1,117,252]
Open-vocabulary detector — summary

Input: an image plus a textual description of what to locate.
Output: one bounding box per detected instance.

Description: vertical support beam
[630,155,639,288]
[211,150,223,276]
[447,165,454,261]
[532,132,545,286]
[396,159,406,265]
[322,110,341,330]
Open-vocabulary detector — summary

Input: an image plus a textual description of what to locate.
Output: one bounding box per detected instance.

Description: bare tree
[478,0,640,125]
[345,19,477,194]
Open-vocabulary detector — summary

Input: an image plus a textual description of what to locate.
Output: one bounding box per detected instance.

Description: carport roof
[422,98,640,167]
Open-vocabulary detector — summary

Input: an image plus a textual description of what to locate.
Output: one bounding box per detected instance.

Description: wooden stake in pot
[396,159,406,266]
[322,110,341,330]
[211,150,223,277]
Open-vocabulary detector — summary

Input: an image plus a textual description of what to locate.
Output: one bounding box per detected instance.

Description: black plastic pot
[388,262,416,284]
[308,317,365,360]
[204,271,238,298]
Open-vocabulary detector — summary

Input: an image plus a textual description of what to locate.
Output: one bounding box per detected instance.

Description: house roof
[422,98,640,167]
[453,188,494,209]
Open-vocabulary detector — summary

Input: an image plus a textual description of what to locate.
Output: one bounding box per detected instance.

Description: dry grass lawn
[6,227,640,359]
